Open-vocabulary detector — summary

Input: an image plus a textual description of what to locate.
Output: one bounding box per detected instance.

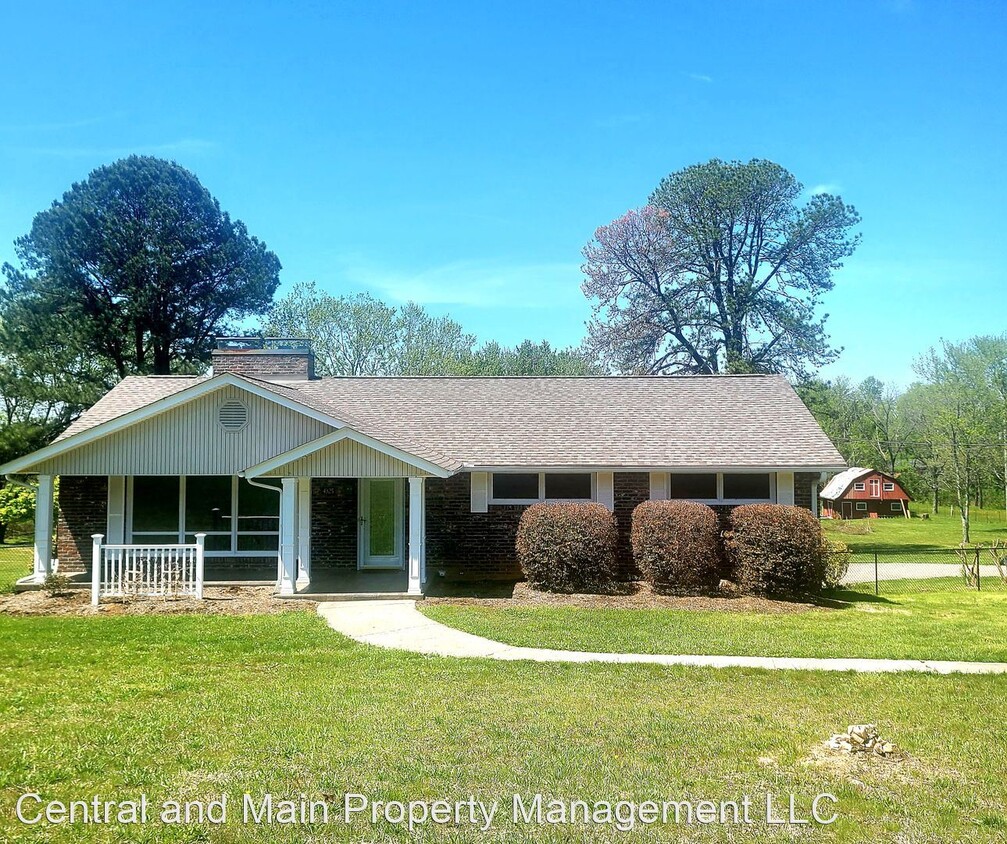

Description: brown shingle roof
[56,373,843,470]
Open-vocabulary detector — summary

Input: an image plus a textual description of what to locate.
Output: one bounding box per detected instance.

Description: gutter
[4,474,37,492]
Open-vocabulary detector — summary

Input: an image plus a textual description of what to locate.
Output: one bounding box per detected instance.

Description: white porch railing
[91,533,205,606]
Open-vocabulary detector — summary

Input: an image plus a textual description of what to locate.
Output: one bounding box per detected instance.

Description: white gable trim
[0,374,347,475]
[241,428,453,479]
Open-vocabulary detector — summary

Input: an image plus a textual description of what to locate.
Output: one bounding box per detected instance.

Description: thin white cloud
[688,73,714,83]
[0,116,105,132]
[809,182,842,196]
[337,257,583,309]
[15,138,218,158]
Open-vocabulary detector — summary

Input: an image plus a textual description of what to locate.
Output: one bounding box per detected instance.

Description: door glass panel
[368,480,395,557]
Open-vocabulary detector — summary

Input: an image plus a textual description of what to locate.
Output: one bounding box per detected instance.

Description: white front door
[358,479,404,569]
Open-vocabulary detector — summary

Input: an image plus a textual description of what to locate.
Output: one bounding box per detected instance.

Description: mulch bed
[0,585,315,617]
[425,581,826,614]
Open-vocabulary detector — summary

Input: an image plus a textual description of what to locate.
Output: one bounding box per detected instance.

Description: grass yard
[823,509,1007,550]
[1,612,1005,843]
[0,545,31,593]
[422,588,1007,662]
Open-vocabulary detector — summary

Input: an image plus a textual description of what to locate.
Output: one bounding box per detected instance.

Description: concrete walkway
[317,600,1007,676]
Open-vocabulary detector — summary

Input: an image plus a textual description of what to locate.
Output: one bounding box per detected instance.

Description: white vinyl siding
[261,438,432,477]
[30,385,334,476]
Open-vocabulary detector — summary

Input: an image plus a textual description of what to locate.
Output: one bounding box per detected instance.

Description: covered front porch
[27,470,433,600]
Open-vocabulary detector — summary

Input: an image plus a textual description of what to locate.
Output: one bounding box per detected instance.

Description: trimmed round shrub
[516,502,618,593]
[822,538,851,590]
[631,500,721,591]
[725,504,826,594]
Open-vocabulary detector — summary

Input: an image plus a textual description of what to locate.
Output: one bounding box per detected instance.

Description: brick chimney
[211,337,316,382]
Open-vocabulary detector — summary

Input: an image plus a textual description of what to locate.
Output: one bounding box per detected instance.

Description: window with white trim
[129,475,280,556]
[856,501,868,511]
[890,502,902,512]
[853,482,866,491]
[883,482,895,491]
[489,472,594,504]
[666,472,774,504]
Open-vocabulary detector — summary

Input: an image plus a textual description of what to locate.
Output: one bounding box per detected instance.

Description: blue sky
[1,0,1004,386]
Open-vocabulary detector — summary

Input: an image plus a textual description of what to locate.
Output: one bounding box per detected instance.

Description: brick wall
[423,472,651,583]
[56,476,107,573]
[311,478,358,568]
[795,472,818,513]
[425,474,524,581]
[613,472,650,578]
[211,350,315,380]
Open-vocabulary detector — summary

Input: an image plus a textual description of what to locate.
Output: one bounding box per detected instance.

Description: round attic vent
[218,400,248,431]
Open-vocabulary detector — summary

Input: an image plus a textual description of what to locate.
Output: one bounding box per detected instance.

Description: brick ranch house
[3,338,846,597]
[819,467,912,519]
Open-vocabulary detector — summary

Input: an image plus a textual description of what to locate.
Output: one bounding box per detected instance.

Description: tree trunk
[932,486,939,515]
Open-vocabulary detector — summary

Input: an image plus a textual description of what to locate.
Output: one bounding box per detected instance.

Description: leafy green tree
[265,282,598,376]
[465,340,600,376]
[264,283,475,375]
[0,482,35,543]
[914,341,998,543]
[3,156,281,376]
[0,476,58,543]
[582,159,860,378]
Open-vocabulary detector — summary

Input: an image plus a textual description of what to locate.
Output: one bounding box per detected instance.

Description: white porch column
[106,476,126,544]
[407,476,425,596]
[278,477,298,596]
[32,474,54,583]
[296,478,311,589]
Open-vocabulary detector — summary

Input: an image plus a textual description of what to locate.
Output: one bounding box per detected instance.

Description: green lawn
[422,589,1007,662]
[823,509,1007,550]
[1,612,1005,842]
[0,545,31,593]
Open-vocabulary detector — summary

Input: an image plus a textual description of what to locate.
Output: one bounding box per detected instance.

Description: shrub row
[517,500,840,595]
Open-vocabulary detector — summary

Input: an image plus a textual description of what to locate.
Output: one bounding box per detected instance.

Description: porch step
[283,591,420,602]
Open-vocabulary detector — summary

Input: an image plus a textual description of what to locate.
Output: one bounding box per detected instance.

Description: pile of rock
[827,724,899,758]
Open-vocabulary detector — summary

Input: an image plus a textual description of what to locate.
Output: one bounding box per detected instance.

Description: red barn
[820,467,911,519]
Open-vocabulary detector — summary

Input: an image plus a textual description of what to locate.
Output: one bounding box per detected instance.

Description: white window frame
[489,472,596,505]
[856,501,868,511]
[883,482,895,491]
[665,472,776,505]
[126,475,280,557]
[853,482,866,491]
[890,502,902,512]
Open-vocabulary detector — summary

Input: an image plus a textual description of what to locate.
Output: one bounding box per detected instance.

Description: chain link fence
[834,546,1007,595]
